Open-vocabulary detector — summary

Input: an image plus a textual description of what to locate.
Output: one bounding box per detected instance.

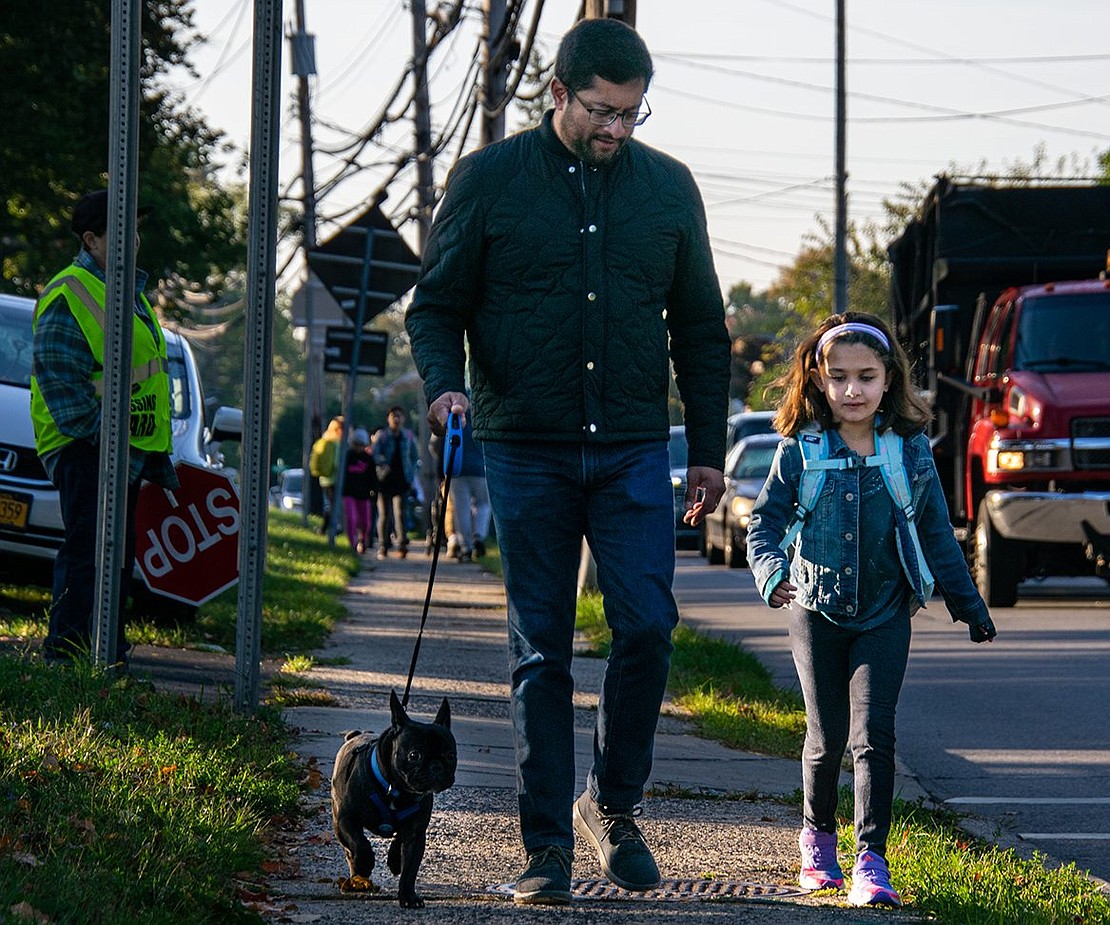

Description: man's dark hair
[388,405,405,416]
[554,18,653,93]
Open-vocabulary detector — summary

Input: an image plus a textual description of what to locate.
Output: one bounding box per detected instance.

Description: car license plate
[0,491,32,530]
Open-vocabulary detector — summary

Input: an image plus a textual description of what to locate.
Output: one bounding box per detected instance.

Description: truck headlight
[987,438,1062,473]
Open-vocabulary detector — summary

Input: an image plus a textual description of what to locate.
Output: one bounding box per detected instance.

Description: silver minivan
[0,292,242,571]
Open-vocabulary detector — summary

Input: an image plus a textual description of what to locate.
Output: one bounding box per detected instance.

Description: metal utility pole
[234,0,283,713]
[411,0,438,537]
[95,0,142,667]
[833,0,849,314]
[292,0,322,527]
[481,0,508,145]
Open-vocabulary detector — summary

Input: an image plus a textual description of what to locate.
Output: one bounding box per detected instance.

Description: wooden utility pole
[481,0,508,145]
[292,0,323,526]
[584,0,636,22]
[411,0,437,533]
[833,0,849,314]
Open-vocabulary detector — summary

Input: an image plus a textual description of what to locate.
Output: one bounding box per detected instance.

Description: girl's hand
[969,616,997,643]
[769,579,797,609]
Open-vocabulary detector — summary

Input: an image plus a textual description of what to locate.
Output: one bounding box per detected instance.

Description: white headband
[816,322,891,359]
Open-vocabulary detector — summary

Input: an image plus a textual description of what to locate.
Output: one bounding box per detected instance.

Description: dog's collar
[367,743,422,836]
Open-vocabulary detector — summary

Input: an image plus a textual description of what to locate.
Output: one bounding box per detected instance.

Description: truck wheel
[973,499,1020,607]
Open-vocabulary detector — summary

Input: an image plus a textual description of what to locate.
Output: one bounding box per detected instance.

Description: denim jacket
[746,427,989,627]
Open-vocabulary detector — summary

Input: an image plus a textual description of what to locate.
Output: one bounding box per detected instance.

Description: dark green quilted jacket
[406,111,730,469]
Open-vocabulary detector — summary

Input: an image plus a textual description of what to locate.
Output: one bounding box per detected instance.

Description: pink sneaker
[798,828,844,890]
[847,851,902,907]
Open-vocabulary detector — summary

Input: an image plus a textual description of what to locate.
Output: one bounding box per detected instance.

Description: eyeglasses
[568,89,651,128]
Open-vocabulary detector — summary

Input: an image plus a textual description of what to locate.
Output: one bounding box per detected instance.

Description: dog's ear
[389,690,409,729]
[433,697,451,729]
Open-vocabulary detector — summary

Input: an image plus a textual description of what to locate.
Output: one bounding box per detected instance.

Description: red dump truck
[888,177,1110,605]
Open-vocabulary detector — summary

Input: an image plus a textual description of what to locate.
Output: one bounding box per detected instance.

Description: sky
[171,1,1110,296]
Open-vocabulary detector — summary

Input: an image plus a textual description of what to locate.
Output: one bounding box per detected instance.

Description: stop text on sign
[142,484,239,578]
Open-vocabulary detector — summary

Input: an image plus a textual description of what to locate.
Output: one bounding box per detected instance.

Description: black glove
[968,616,997,643]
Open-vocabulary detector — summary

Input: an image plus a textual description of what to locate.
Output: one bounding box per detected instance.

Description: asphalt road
[671,552,1110,885]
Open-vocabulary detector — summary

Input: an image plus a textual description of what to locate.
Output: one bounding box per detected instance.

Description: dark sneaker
[573,792,660,891]
[847,851,902,907]
[473,539,486,558]
[513,845,572,905]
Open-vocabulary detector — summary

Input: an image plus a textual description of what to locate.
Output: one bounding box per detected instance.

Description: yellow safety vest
[29,265,172,458]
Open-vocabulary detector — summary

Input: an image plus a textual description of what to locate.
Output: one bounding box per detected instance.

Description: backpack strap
[875,430,936,599]
[780,430,829,551]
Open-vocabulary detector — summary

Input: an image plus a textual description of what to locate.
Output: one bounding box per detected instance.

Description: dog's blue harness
[366,743,423,837]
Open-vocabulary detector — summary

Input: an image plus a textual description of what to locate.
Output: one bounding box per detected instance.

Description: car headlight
[731,496,753,526]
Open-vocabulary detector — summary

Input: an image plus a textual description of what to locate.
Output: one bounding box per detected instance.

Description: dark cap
[70,189,153,237]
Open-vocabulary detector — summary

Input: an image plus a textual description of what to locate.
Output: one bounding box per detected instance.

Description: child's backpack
[779,428,935,599]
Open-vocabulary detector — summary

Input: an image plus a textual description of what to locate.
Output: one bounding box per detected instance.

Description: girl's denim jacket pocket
[746,429,988,625]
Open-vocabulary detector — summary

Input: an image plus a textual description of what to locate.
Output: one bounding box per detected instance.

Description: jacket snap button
[845,492,854,501]
[587,292,597,301]
[844,566,853,575]
[844,532,853,540]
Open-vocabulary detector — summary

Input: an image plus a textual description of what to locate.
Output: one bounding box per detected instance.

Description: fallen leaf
[337,875,378,894]
[9,901,51,924]
[41,752,61,772]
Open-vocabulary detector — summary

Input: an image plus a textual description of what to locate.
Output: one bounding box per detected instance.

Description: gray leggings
[790,607,911,857]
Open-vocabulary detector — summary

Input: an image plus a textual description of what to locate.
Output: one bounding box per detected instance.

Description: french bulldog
[331,690,457,908]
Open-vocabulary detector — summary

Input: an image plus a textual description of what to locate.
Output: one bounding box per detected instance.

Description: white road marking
[945,797,1110,805]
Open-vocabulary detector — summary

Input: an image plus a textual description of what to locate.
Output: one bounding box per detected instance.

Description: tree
[0,0,246,299]
[730,217,890,410]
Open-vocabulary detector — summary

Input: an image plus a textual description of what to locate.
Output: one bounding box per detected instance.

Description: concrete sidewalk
[252,543,925,923]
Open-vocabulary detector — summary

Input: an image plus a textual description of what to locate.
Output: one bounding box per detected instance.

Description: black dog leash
[401,413,463,709]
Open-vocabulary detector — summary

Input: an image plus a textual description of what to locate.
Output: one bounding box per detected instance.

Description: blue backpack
[779,428,935,600]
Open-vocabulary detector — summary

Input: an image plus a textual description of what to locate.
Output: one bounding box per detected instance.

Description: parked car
[270,467,304,512]
[726,409,776,451]
[0,292,242,611]
[702,432,783,568]
[668,425,700,549]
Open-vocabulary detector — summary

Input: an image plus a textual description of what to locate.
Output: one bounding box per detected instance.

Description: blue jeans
[483,440,678,851]
[44,439,139,664]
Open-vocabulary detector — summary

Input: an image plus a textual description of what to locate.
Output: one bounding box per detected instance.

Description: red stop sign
[135,462,240,606]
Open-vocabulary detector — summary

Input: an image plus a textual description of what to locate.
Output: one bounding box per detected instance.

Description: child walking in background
[746,311,997,908]
[341,428,376,555]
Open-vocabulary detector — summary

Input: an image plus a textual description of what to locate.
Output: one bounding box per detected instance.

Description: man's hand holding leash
[428,391,469,436]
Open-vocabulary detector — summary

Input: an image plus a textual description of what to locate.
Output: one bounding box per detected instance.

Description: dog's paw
[398,891,425,908]
[337,875,379,894]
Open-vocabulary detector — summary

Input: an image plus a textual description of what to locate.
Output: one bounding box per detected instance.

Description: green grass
[0,657,300,925]
[884,797,1110,924]
[576,590,1110,923]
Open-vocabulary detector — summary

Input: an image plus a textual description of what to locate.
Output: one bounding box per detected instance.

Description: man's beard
[570,132,627,168]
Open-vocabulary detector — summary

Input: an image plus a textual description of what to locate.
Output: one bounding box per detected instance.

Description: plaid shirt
[34,249,177,488]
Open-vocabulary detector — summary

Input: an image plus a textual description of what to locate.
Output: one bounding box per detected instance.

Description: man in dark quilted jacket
[406,17,730,904]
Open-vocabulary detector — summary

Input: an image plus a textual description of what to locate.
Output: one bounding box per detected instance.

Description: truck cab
[963,279,1110,604]
[889,178,1110,606]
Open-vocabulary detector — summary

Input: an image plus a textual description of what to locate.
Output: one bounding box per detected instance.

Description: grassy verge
[577,590,1110,924]
[0,512,355,922]
[0,658,301,924]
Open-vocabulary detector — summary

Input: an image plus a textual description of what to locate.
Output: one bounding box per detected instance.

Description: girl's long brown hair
[772,311,931,438]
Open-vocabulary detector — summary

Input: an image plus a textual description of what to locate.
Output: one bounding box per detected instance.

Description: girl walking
[746,312,997,907]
